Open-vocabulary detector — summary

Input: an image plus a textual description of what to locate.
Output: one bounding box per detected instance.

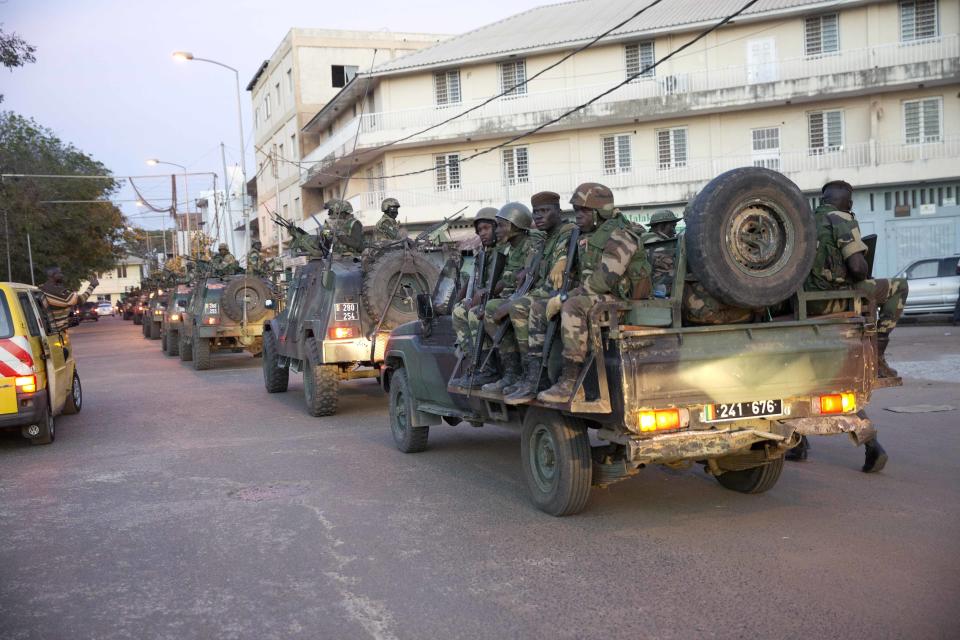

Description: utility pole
[4,208,10,281]
[26,233,35,285]
[220,143,236,256]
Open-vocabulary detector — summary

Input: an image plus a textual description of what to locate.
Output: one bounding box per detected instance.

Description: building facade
[196,164,248,259]
[299,0,959,276]
[247,29,447,252]
[84,256,145,304]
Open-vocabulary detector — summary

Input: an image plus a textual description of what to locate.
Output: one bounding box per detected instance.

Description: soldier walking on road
[500,191,578,404]
[375,198,403,243]
[449,208,500,387]
[788,179,907,472]
[537,183,652,404]
[40,266,99,331]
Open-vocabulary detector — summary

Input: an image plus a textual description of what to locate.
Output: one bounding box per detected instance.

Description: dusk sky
[3,0,547,230]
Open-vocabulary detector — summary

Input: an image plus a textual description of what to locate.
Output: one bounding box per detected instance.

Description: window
[900,0,938,41]
[751,127,781,170]
[275,82,281,108]
[656,127,687,170]
[118,264,127,278]
[501,147,529,185]
[434,69,461,106]
[331,65,359,88]
[286,68,293,92]
[254,106,259,128]
[625,41,655,79]
[17,292,40,337]
[294,197,301,218]
[435,153,461,191]
[499,59,527,98]
[0,291,12,339]
[602,134,632,174]
[264,94,271,118]
[808,110,843,153]
[805,14,839,56]
[939,258,960,277]
[282,203,288,219]
[884,191,892,210]
[905,259,938,279]
[365,162,386,206]
[290,134,297,159]
[904,97,942,143]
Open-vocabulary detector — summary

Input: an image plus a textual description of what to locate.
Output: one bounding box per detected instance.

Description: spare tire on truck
[684,167,815,309]
[221,276,270,323]
[362,250,441,330]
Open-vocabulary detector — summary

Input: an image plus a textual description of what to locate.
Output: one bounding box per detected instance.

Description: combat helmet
[649,210,681,225]
[473,207,499,230]
[381,197,400,213]
[218,242,229,252]
[325,199,353,216]
[496,202,533,231]
[570,182,616,219]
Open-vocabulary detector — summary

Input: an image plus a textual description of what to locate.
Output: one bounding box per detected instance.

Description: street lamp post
[147,159,190,258]
[172,51,250,256]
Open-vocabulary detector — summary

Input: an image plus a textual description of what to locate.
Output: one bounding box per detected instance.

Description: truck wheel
[685,166,815,309]
[179,332,193,362]
[150,321,161,340]
[62,370,82,415]
[193,337,212,370]
[362,251,441,330]
[161,330,168,352]
[521,408,592,516]
[262,331,289,393]
[303,362,339,417]
[389,368,429,452]
[27,405,55,445]
[221,276,269,323]
[168,329,180,356]
[716,453,785,494]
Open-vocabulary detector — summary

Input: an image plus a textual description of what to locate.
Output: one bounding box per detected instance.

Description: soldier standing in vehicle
[246,241,266,276]
[449,208,500,387]
[375,198,402,243]
[41,266,99,331]
[498,191,578,403]
[325,199,364,253]
[789,179,906,472]
[477,203,544,392]
[210,243,239,277]
[538,183,652,404]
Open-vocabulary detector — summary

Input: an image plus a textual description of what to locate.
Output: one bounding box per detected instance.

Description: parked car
[96,301,114,316]
[75,302,99,323]
[897,255,960,315]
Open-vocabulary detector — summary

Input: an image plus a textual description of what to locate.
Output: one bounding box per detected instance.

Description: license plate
[204,303,219,315]
[704,399,783,422]
[335,303,359,322]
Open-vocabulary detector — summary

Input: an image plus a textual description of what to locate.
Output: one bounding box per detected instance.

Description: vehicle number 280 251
[704,399,783,422]
[334,303,359,322]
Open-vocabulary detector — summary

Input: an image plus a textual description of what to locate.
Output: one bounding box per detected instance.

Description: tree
[1,25,37,103]
[0,111,126,287]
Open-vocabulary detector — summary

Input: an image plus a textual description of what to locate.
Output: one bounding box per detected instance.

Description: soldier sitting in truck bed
[324,199,364,254]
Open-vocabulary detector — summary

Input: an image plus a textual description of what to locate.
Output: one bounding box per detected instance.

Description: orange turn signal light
[15,375,36,393]
[636,408,682,432]
[203,316,219,325]
[817,393,856,415]
[328,326,356,340]
[169,313,180,322]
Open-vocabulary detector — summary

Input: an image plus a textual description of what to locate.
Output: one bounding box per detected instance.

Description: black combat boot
[466,351,501,389]
[876,333,898,379]
[504,354,543,405]
[785,435,810,461]
[862,436,888,473]
[481,352,521,393]
[537,359,584,404]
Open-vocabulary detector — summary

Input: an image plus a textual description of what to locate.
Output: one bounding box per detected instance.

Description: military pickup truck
[180,274,276,370]
[380,168,899,516]
[143,288,166,340]
[161,283,192,357]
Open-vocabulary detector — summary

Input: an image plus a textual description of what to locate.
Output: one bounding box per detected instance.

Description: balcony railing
[342,137,960,210]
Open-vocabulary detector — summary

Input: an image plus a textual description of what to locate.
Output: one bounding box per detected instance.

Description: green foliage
[0,111,126,288]
[1,26,37,103]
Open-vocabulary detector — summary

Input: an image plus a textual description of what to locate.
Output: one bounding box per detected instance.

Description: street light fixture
[171,50,250,255]
[146,158,190,259]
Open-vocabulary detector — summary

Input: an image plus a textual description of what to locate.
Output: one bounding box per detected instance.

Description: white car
[897,255,960,315]
[96,302,115,317]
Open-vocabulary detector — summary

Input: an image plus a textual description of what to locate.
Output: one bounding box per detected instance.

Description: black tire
[179,331,193,362]
[221,276,270,323]
[151,321,161,340]
[361,250,441,330]
[389,368,429,453]
[168,329,180,357]
[685,167,815,309]
[303,338,338,416]
[28,404,55,445]
[192,337,212,370]
[520,408,592,516]
[133,315,142,325]
[716,453,785,494]
[262,330,289,393]
[161,330,168,353]
[62,370,82,415]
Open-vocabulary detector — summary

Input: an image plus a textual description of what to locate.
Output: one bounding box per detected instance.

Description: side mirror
[416,293,434,322]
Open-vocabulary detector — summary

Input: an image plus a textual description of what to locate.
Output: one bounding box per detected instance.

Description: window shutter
[602,137,616,174]
[516,147,529,183]
[625,41,654,78]
[673,128,687,166]
[904,101,921,143]
[502,149,515,185]
[448,71,461,103]
[804,17,822,55]
[657,130,671,168]
[435,155,448,190]
[617,135,632,172]
[500,60,527,97]
[809,112,825,149]
[922,98,941,142]
[822,14,839,53]
[448,154,461,189]
[434,72,447,105]
[901,0,938,41]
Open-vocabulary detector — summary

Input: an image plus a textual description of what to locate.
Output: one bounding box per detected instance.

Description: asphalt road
[1,317,958,640]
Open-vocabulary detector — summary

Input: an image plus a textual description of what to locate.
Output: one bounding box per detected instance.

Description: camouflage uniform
[324,200,364,253]
[481,229,544,356]
[210,244,239,277]
[805,203,907,336]
[246,244,266,276]
[374,197,401,243]
[452,248,498,351]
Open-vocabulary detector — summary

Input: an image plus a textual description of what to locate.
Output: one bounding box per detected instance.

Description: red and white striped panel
[0,337,35,377]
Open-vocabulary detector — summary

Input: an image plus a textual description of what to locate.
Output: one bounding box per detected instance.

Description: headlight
[264,299,274,308]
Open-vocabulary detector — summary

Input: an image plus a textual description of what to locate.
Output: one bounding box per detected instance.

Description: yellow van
[0,282,82,445]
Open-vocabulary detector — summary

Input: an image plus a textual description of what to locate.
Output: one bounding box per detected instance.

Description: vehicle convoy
[381,168,900,516]
[143,289,166,339]
[161,284,192,357]
[180,274,276,370]
[131,294,146,325]
[262,239,446,417]
[0,282,83,445]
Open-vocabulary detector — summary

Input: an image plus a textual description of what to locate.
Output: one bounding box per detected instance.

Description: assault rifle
[269,210,327,257]
[414,208,467,243]
[479,248,544,370]
[465,247,486,305]
[469,250,506,387]
[538,227,580,385]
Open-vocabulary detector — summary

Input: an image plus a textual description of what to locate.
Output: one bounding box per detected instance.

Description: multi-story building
[196,164,248,258]
[299,0,959,276]
[84,256,145,304]
[247,29,447,250]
